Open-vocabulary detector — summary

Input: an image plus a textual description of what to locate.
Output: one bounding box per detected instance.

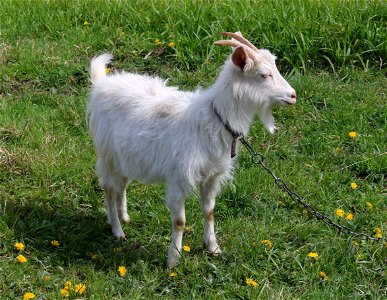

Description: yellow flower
[352,241,359,247]
[105,68,109,75]
[366,202,373,209]
[182,245,190,252]
[75,283,86,295]
[185,226,193,233]
[51,240,60,247]
[335,209,345,217]
[63,281,72,290]
[348,131,357,138]
[83,21,89,26]
[17,254,27,263]
[345,213,354,221]
[374,227,382,239]
[261,239,273,250]
[319,271,328,280]
[169,272,177,277]
[350,182,358,190]
[154,39,162,46]
[60,288,69,297]
[44,275,50,281]
[91,253,98,261]
[23,292,35,300]
[246,278,258,287]
[167,41,175,47]
[307,252,319,261]
[335,147,341,153]
[118,266,127,277]
[14,242,25,251]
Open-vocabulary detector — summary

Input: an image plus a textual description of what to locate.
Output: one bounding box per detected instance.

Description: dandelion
[366,202,373,209]
[335,208,345,218]
[307,252,319,261]
[167,41,175,47]
[118,266,127,277]
[335,147,341,153]
[60,288,69,297]
[105,68,109,75]
[345,213,354,221]
[350,182,358,190]
[246,278,258,287]
[154,39,162,46]
[91,253,98,261]
[185,226,193,233]
[352,241,359,247]
[64,281,72,290]
[112,247,122,253]
[83,21,89,26]
[51,240,60,247]
[14,242,25,251]
[75,283,87,295]
[348,131,357,138]
[319,271,328,280]
[182,245,191,252]
[23,292,35,300]
[44,275,50,281]
[169,272,177,277]
[16,254,27,263]
[261,239,273,250]
[374,227,382,239]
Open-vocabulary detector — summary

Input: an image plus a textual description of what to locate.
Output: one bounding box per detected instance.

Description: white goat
[87,32,296,268]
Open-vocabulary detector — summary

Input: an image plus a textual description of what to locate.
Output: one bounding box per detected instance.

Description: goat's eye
[261,74,272,79]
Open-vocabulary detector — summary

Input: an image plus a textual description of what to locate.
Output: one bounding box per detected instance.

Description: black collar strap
[213,105,243,158]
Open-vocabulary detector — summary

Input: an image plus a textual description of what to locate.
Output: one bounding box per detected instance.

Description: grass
[0,0,386,299]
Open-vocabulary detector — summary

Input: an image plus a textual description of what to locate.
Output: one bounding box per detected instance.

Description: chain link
[240,137,381,242]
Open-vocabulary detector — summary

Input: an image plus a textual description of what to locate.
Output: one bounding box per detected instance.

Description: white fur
[87,42,295,268]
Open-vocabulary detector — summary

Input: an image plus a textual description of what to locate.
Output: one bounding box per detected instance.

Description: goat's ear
[231,46,247,71]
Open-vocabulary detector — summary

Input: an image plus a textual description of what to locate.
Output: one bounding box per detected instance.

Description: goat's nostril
[291,92,297,99]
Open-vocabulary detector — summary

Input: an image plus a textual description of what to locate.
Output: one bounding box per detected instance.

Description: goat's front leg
[165,186,186,269]
[200,175,222,255]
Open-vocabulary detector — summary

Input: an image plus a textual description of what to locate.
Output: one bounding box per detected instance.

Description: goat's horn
[214,40,243,48]
[215,40,257,59]
[220,32,259,52]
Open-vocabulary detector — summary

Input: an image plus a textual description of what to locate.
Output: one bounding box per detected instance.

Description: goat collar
[213,105,243,158]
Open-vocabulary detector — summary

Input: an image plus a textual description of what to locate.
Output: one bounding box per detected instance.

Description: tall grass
[1,0,386,74]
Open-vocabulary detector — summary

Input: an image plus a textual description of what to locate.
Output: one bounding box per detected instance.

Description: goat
[87,32,296,268]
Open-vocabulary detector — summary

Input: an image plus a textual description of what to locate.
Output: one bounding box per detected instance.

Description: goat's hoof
[112,228,125,239]
[120,214,131,224]
[207,244,222,256]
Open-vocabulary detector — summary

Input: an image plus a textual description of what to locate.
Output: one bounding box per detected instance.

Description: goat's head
[215,32,296,132]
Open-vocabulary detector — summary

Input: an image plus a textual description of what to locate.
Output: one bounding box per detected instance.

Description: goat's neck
[206,70,255,136]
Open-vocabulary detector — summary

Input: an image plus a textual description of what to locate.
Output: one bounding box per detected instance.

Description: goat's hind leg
[104,187,125,238]
[200,175,222,255]
[117,183,130,223]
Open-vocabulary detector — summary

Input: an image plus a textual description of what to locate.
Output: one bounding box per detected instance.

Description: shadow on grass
[4,200,167,270]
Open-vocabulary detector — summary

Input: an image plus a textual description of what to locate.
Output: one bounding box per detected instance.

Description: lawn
[0,0,386,299]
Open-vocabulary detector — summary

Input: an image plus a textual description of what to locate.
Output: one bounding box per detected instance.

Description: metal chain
[239,137,381,242]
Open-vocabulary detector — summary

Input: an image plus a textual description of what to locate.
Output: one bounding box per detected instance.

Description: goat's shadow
[5,198,168,270]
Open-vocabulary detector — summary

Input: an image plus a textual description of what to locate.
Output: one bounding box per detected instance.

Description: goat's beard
[258,105,275,134]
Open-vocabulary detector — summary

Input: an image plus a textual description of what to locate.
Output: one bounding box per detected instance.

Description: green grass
[0,0,386,299]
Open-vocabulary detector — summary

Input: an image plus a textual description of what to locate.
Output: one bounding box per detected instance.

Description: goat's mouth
[281,98,296,106]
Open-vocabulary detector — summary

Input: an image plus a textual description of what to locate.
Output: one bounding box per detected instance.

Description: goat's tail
[90,53,113,84]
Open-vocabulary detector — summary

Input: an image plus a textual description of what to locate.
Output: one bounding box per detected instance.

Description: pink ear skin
[231,46,247,71]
